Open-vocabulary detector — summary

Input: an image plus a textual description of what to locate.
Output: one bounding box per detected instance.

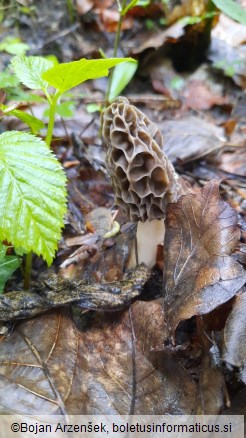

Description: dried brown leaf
[162,117,226,164]
[196,355,228,414]
[219,146,246,177]
[183,80,228,110]
[210,15,246,88]
[163,180,246,339]
[222,290,246,383]
[75,0,93,15]
[0,301,196,415]
[128,21,185,55]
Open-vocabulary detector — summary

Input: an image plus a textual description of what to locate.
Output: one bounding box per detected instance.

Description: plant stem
[105,0,127,104]
[66,0,74,23]
[45,91,60,147]
[24,252,32,290]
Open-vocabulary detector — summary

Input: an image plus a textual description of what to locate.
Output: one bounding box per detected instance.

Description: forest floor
[0,0,245,421]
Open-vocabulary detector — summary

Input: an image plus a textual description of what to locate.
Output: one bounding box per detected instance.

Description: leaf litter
[0,0,246,417]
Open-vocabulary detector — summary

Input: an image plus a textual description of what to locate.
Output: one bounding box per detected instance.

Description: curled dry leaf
[0,302,196,415]
[219,146,246,178]
[196,355,228,415]
[222,290,246,383]
[162,117,226,164]
[163,179,246,340]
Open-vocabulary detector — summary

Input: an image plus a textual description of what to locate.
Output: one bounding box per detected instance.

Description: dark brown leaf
[163,180,246,340]
[219,146,246,178]
[222,290,246,383]
[183,80,228,110]
[222,388,246,416]
[128,21,185,55]
[162,117,226,164]
[196,355,228,414]
[0,302,196,414]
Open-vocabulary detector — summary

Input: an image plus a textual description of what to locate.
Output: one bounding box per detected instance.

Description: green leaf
[86,103,101,113]
[0,71,20,88]
[0,242,7,260]
[42,57,136,94]
[0,255,19,293]
[55,101,75,118]
[108,60,138,102]
[42,101,75,118]
[212,0,246,25]
[10,109,44,132]
[0,131,67,265]
[122,0,150,15]
[179,12,217,25]
[0,37,29,55]
[0,242,19,293]
[7,89,45,103]
[11,55,53,91]
[1,106,44,133]
[122,0,138,15]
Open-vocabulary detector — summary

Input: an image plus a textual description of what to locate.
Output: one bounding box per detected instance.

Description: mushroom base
[127,219,165,269]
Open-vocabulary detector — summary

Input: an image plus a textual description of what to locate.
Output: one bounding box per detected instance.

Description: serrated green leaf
[212,0,246,25]
[108,61,138,103]
[11,55,53,91]
[0,255,19,293]
[13,246,27,256]
[42,57,136,94]
[0,131,67,265]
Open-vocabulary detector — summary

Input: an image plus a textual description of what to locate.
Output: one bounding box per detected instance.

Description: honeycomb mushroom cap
[102,97,179,222]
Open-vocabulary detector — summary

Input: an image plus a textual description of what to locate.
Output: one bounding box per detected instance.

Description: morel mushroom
[102,97,181,268]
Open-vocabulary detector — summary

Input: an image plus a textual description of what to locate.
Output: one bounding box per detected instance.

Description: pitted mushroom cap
[102,97,179,222]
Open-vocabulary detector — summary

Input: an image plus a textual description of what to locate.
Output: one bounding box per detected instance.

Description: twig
[0,264,150,321]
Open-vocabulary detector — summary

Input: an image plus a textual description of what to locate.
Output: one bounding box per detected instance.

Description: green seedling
[11,55,135,146]
[0,54,135,289]
[179,11,217,26]
[213,59,244,79]
[105,0,154,103]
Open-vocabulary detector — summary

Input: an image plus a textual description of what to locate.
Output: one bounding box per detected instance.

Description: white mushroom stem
[127,219,165,269]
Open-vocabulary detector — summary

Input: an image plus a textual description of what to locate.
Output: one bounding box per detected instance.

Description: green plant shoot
[11,55,135,146]
[0,54,135,284]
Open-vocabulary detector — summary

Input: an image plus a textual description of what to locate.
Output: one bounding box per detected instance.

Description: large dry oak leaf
[163,179,246,339]
[0,300,196,415]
